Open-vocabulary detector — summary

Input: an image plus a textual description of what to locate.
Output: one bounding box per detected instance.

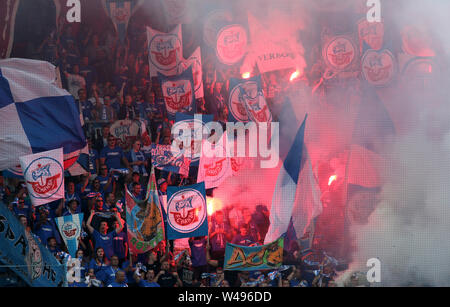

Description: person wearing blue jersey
[89,247,109,276]
[99,136,130,171]
[134,269,160,287]
[33,206,61,246]
[107,270,128,287]
[96,165,116,195]
[99,255,127,286]
[86,208,124,260]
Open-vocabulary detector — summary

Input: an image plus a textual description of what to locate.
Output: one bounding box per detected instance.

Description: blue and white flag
[264,115,322,243]
[228,75,272,123]
[158,67,195,120]
[0,58,87,172]
[166,182,208,239]
[150,144,190,177]
[0,202,66,287]
[19,148,65,207]
[55,213,83,258]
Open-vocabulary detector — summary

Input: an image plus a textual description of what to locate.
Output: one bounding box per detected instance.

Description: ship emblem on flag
[166,182,208,239]
[20,148,65,206]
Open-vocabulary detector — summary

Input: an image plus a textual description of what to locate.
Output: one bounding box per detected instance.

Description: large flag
[19,148,65,207]
[197,131,232,189]
[215,24,248,66]
[247,12,302,74]
[224,237,284,271]
[55,213,84,257]
[0,58,87,171]
[177,47,204,99]
[264,115,322,243]
[150,144,190,177]
[147,24,183,77]
[158,66,195,120]
[125,168,164,254]
[173,112,213,166]
[227,75,272,123]
[165,182,208,240]
[0,202,66,287]
[0,0,20,59]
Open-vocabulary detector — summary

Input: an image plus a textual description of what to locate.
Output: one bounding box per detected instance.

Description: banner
[173,113,213,166]
[19,148,65,207]
[103,0,136,43]
[109,119,141,149]
[197,131,232,189]
[0,58,87,171]
[228,75,272,123]
[150,144,190,177]
[215,24,248,66]
[55,213,84,257]
[322,35,357,71]
[177,47,204,99]
[0,0,20,59]
[361,49,396,87]
[147,24,183,77]
[247,12,300,74]
[158,66,195,120]
[0,202,66,287]
[224,237,284,271]
[125,168,164,254]
[166,182,208,240]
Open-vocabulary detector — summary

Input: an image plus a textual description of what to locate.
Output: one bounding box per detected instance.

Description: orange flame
[242,72,251,79]
[328,175,337,186]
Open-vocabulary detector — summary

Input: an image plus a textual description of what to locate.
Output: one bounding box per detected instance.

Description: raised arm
[86,210,96,234]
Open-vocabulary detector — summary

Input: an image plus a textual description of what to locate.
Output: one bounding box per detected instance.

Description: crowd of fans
[0,16,349,287]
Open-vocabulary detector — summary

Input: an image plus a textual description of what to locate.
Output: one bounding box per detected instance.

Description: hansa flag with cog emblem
[147,24,183,77]
[55,213,83,257]
[19,148,65,207]
[166,182,208,240]
[228,75,272,123]
[197,131,232,189]
[158,66,196,120]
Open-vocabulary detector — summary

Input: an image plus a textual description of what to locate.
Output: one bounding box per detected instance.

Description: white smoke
[339,0,450,287]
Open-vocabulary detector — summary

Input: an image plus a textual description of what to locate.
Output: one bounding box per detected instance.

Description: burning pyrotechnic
[328,175,337,186]
[207,197,223,216]
[242,72,251,79]
[289,70,300,82]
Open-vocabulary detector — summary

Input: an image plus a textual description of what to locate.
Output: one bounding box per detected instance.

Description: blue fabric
[283,115,307,184]
[15,96,86,154]
[0,202,66,287]
[0,69,14,108]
